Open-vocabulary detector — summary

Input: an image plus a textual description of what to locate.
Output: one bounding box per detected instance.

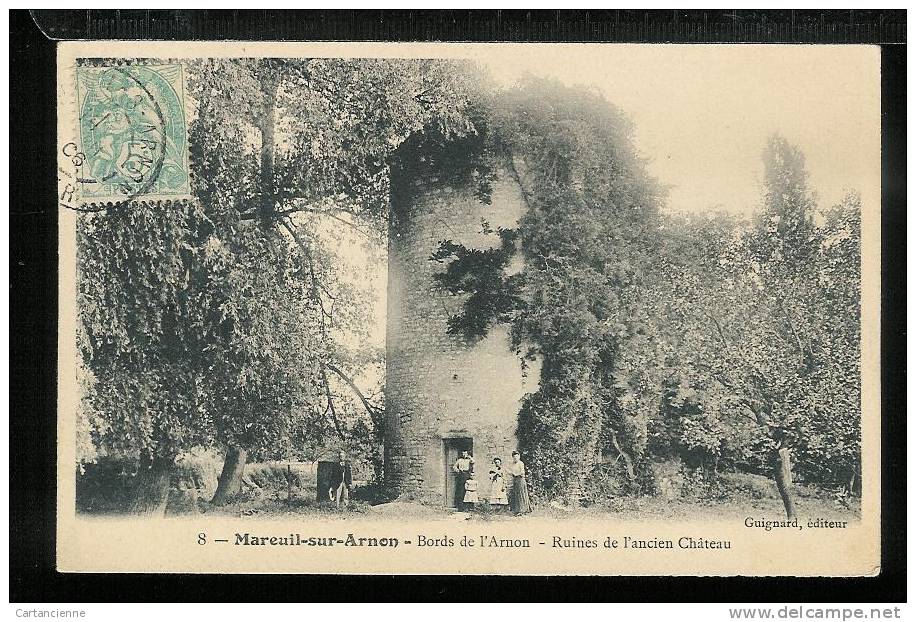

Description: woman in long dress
[488,458,509,509]
[509,451,532,515]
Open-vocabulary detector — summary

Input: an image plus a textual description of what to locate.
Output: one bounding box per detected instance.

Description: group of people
[452,450,532,515]
[327,447,533,516]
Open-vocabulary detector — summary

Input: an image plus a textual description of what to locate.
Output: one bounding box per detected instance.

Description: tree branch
[708,313,729,349]
[280,218,333,328]
[508,154,535,214]
[610,432,636,480]
[692,359,770,429]
[241,204,375,239]
[777,296,807,361]
[321,365,346,440]
[326,363,382,418]
[258,66,279,221]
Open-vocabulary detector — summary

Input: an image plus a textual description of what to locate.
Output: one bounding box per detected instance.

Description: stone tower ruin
[384,160,537,505]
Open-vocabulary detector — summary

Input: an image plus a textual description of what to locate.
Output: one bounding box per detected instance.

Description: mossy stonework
[385,166,537,505]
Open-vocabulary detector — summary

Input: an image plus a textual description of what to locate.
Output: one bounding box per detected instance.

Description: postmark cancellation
[62,62,191,208]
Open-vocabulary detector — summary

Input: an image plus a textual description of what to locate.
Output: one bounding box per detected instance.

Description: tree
[720,135,835,518]
[77,200,216,514]
[625,211,758,479]
[794,193,861,492]
[190,58,487,502]
[651,136,862,518]
[77,58,486,512]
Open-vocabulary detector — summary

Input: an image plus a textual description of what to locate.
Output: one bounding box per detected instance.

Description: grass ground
[76,458,860,523]
[196,481,859,524]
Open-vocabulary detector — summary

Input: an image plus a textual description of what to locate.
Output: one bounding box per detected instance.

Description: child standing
[463,471,479,511]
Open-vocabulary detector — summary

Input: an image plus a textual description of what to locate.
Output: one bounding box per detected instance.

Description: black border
[9,9,906,603]
[27,9,908,43]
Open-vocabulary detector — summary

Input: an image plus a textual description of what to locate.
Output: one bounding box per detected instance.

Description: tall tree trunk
[773,446,797,520]
[130,456,172,516]
[212,447,248,506]
[259,66,277,223]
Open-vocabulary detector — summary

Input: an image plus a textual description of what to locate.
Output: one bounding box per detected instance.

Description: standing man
[329,450,353,509]
[452,450,474,509]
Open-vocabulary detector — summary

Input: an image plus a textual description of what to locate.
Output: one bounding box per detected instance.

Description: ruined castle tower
[384,161,537,505]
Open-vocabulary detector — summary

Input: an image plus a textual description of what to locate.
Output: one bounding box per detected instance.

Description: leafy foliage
[432,80,862,503]
[78,59,485,474]
[78,201,215,462]
[621,137,862,493]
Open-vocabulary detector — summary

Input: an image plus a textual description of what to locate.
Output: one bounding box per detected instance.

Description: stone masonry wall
[385,166,538,504]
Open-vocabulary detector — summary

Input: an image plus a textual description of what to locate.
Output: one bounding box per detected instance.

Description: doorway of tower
[443,436,473,508]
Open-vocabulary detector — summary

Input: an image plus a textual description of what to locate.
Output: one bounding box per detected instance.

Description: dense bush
[77,450,222,514]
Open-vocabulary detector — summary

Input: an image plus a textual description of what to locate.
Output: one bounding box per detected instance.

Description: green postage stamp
[73,63,190,204]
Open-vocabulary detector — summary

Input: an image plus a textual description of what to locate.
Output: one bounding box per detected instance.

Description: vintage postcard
[57,41,881,575]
